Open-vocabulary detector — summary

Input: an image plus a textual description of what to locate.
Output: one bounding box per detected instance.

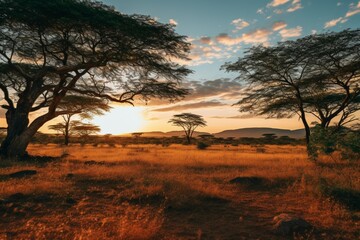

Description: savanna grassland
[0,144,359,240]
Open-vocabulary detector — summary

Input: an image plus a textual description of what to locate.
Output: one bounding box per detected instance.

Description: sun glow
[93,106,145,135]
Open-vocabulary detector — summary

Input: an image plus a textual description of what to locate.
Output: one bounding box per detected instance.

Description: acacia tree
[0,0,191,158]
[48,95,110,145]
[168,113,206,144]
[72,121,101,138]
[222,29,360,147]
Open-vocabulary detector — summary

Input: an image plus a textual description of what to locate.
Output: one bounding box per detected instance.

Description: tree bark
[0,109,31,158]
[0,108,54,159]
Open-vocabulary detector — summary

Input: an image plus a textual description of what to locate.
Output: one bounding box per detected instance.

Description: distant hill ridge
[120,127,305,139]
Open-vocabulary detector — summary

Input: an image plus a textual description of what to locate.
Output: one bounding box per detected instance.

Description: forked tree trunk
[0,108,52,159]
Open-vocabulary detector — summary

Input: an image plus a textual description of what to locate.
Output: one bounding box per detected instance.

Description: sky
[91,0,360,134]
[2,0,359,135]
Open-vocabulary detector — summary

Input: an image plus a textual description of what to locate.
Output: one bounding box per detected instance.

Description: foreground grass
[0,144,359,239]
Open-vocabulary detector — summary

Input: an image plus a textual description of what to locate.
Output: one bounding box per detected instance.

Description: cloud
[152,100,226,112]
[323,2,359,29]
[146,117,160,121]
[187,78,243,100]
[279,26,302,38]
[216,28,272,46]
[267,0,290,7]
[345,1,360,17]
[241,29,272,44]
[272,21,287,31]
[172,37,233,66]
[215,33,242,46]
[274,9,283,14]
[141,78,242,107]
[169,19,178,26]
[199,36,212,45]
[257,8,264,14]
[324,17,343,28]
[231,18,250,32]
[287,3,302,12]
[211,114,255,119]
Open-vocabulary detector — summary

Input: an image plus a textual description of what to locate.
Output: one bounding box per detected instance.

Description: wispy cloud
[324,17,344,28]
[169,19,178,26]
[324,1,360,28]
[345,1,360,17]
[272,21,287,31]
[267,0,302,13]
[257,8,264,14]
[146,117,160,121]
[216,33,242,46]
[279,26,302,39]
[231,18,250,32]
[153,100,226,112]
[287,0,302,12]
[267,0,290,7]
[186,78,242,100]
[216,28,272,46]
[242,29,272,44]
[211,114,255,119]
[199,36,212,45]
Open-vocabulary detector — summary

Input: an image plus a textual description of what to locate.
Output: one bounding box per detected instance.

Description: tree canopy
[0,0,192,158]
[48,95,110,145]
[168,113,207,144]
[222,29,360,145]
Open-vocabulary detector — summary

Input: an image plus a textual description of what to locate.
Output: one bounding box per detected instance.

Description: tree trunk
[64,131,69,145]
[0,109,31,158]
[0,108,53,159]
[1,131,33,159]
[186,135,191,144]
[64,118,70,146]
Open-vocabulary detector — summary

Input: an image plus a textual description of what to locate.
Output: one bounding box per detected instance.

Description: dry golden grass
[0,144,359,239]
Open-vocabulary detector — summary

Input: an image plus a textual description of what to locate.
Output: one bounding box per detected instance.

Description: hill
[213,128,305,139]
[119,128,305,139]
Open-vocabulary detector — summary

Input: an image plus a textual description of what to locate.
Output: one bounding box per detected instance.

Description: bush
[310,125,360,161]
[197,141,209,150]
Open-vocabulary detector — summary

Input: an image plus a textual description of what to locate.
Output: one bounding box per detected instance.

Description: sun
[93,106,145,135]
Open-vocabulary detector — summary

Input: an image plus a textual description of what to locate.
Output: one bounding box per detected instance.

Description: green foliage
[310,125,338,155]
[310,125,360,160]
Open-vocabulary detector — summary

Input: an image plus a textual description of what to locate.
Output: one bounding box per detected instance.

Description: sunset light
[0,0,359,239]
[93,106,145,135]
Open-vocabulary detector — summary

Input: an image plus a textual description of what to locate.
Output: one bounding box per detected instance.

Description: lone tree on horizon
[48,95,110,145]
[0,0,191,159]
[168,113,207,144]
[222,29,360,150]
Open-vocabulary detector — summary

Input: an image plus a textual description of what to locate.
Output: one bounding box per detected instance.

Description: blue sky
[93,0,360,133]
[104,0,360,80]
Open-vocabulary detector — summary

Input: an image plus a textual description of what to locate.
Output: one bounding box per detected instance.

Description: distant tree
[262,133,278,140]
[48,95,110,145]
[131,132,143,138]
[222,29,360,149]
[72,121,101,137]
[198,134,215,143]
[168,113,207,144]
[0,0,191,159]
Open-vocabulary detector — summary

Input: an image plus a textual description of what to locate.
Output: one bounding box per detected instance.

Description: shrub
[197,141,209,150]
[310,125,360,161]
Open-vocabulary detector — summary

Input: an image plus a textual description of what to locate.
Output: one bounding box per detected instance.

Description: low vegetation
[0,144,358,239]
